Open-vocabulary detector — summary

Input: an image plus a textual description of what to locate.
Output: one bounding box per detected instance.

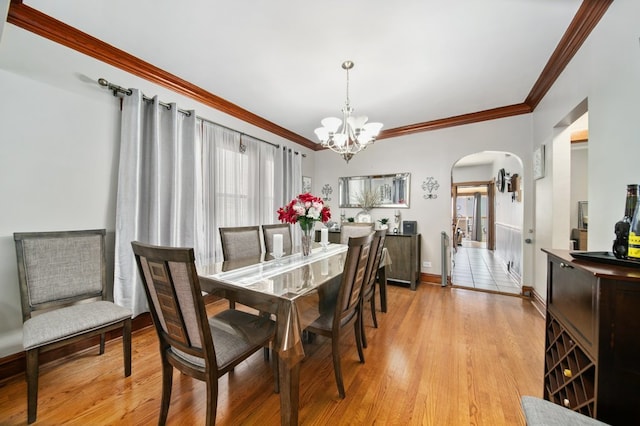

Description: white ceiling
[20,0,582,145]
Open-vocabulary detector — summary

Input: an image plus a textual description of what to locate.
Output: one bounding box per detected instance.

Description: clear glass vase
[300,223,313,256]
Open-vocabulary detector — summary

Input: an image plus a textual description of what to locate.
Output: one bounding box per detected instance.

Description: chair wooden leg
[99,332,106,355]
[330,330,346,399]
[159,360,173,426]
[123,318,132,377]
[205,374,218,426]
[370,293,378,328]
[360,307,368,349]
[355,317,365,363]
[272,348,280,394]
[26,348,39,424]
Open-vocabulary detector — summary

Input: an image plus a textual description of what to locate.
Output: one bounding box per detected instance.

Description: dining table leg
[278,358,300,425]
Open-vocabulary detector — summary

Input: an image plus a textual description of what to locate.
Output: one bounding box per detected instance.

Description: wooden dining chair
[305,233,373,398]
[360,229,387,348]
[218,225,262,310]
[131,241,277,426]
[339,223,374,244]
[262,223,293,255]
[14,229,132,424]
[219,225,262,260]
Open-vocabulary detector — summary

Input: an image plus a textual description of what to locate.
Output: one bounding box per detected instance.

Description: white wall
[493,154,524,229]
[452,163,493,182]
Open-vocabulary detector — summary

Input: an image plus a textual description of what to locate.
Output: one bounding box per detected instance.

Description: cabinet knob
[563,398,571,408]
[559,262,574,269]
[563,369,572,378]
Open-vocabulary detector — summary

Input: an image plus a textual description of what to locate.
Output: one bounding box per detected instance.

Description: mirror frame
[339,173,410,209]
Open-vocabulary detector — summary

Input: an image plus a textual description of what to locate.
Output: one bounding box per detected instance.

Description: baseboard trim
[530,288,546,318]
[421,272,445,285]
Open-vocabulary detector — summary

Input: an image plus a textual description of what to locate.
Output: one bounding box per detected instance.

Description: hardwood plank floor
[0,284,545,425]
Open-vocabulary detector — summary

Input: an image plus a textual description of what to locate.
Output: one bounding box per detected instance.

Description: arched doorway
[451,151,523,295]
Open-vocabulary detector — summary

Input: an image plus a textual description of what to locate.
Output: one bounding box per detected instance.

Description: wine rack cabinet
[542,249,640,425]
[544,312,595,416]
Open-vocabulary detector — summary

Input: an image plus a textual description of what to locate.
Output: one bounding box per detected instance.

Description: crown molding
[7,0,611,149]
[6,0,317,150]
[379,103,532,140]
[525,0,613,109]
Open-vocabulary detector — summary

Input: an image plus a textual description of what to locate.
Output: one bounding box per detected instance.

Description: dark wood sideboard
[317,230,421,290]
[542,248,640,424]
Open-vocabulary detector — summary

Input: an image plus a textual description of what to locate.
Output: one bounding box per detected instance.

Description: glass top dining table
[198,243,349,425]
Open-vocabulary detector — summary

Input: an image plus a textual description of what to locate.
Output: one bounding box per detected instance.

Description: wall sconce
[422,177,440,199]
[321,184,333,201]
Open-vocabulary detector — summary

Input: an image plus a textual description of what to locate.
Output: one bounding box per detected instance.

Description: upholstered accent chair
[131,241,277,426]
[521,396,610,425]
[262,223,293,256]
[219,226,262,261]
[14,229,132,424]
[339,223,374,244]
[305,233,373,398]
[360,229,387,348]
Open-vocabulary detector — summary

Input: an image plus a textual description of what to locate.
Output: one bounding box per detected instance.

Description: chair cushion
[521,396,610,426]
[172,309,275,369]
[23,301,132,350]
[307,308,356,333]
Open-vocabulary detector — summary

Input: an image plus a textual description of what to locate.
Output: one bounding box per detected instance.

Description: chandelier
[314,61,383,163]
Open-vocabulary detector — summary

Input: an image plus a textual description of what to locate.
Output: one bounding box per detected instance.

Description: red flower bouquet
[277,192,331,232]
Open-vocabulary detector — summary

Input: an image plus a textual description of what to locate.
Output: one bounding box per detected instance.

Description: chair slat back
[362,230,387,299]
[219,226,262,260]
[262,223,293,255]
[335,233,373,326]
[14,229,106,320]
[132,242,212,361]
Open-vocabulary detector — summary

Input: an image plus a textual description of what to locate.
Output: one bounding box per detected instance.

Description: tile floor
[451,241,521,295]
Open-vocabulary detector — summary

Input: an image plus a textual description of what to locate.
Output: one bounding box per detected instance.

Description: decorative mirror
[339,173,410,208]
[578,201,588,229]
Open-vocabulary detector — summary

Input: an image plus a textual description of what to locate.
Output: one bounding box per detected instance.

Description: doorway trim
[452,180,496,250]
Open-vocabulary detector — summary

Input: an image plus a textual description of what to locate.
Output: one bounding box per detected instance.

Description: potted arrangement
[378,218,389,230]
[355,189,381,222]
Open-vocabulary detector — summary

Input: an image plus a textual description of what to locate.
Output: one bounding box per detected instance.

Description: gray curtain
[275,147,303,247]
[114,89,197,316]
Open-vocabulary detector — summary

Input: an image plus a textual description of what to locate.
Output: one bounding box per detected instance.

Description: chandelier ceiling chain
[314,60,383,163]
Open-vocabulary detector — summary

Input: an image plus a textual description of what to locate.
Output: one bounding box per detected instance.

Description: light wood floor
[0,284,546,425]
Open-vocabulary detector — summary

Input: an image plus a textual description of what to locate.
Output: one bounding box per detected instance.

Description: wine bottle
[627,185,640,259]
[613,184,639,258]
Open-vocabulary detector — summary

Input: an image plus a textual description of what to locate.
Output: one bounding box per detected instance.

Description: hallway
[451,243,521,295]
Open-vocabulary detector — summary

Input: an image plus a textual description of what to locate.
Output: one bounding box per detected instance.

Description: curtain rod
[98,77,305,156]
